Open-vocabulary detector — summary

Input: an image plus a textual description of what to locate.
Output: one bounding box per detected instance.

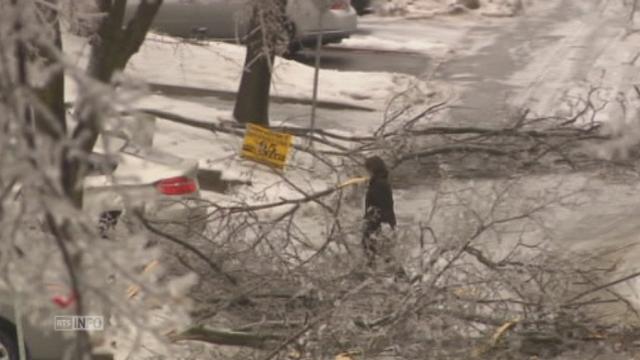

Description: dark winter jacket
[364,156,396,230]
[365,175,396,229]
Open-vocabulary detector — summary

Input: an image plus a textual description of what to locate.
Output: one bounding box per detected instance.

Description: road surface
[290,46,429,76]
[422,0,640,314]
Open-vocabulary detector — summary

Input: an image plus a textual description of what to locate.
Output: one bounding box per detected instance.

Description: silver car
[0,127,205,359]
[127,0,358,49]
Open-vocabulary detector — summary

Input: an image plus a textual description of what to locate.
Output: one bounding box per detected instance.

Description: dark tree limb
[565,270,640,305]
[45,214,93,360]
[136,212,239,287]
[168,326,285,349]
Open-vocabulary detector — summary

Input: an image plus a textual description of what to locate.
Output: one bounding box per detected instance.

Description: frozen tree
[0,1,196,359]
[65,0,164,205]
[233,0,290,127]
[233,0,340,127]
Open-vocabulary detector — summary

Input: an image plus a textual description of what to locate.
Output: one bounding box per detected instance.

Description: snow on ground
[330,15,464,57]
[371,0,555,19]
[64,33,423,111]
[505,0,640,154]
[329,0,561,63]
[336,34,447,54]
[333,16,455,55]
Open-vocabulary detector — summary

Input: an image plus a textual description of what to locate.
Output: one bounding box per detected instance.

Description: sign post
[14,295,26,360]
[309,0,333,148]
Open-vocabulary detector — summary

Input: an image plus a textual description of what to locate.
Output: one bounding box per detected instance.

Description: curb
[149,83,377,112]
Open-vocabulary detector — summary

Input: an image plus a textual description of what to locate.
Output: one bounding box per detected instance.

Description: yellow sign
[241,123,293,170]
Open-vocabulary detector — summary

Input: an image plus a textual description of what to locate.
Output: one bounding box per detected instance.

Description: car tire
[284,41,302,58]
[283,19,302,58]
[0,322,24,360]
[352,0,372,15]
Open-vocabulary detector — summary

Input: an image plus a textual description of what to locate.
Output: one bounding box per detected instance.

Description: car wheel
[352,0,372,15]
[283,20,302,58]
[284,41,302,58]
[0,324,21,360]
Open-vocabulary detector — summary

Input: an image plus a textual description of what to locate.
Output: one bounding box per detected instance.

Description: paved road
[435,1,588,124]
[435,0,638,125]
[423,0,640,314]
[289,18,432,76]
[290,46,429,76]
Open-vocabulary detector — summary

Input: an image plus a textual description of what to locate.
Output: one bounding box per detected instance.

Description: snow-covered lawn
[65,33,424,112]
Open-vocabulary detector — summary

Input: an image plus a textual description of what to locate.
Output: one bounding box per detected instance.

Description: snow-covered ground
[365,0,557,20]
[65,34,424,112]
[331,16,460,56]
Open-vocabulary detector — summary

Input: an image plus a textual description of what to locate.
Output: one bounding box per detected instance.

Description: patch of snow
[335,15,474,59]
[334,34,448,54]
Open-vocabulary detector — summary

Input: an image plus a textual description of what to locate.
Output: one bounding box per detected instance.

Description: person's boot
[366,255,376,270]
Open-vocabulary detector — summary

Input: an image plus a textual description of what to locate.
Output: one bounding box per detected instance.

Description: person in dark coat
[362,156,396,267]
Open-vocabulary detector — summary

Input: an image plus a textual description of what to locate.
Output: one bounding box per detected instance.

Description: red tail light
[52,293,76,309]
[331,0,350,10]
[155,176,198,195]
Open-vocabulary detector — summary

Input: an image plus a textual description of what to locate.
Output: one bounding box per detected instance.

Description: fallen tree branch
[564,270,640,306]
[408,125,604,139]
[141,109,355,154]
[135,212,239,286]
[393,145,515,168]
[168,326,285,349]
[260,279,373,360]
[223,178,367,213]
[234,320,306,332]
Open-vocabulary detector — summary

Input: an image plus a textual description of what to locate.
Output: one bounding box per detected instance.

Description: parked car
[83,128,207,239]
[351,0,373,15]
[126,0,358,51]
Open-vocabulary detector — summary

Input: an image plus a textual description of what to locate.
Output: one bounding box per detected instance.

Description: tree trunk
[34,0,66,139]
[63,0,163,206]
[233,32,274,127]
[233,0,287,127]
[12,0,33,146]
